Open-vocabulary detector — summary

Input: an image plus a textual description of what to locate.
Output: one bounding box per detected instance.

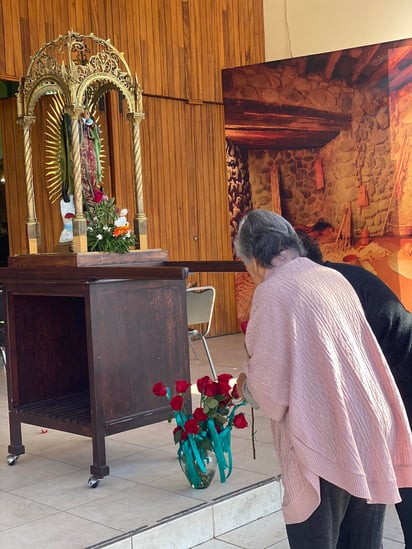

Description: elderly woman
[235,210,412,549]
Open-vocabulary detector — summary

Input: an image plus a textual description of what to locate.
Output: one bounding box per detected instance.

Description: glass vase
[178,446,216,489]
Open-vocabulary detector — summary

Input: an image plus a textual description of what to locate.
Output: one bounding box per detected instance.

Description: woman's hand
[236,372,247,398]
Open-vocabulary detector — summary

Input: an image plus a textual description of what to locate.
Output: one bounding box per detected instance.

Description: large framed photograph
[224,37,412,317]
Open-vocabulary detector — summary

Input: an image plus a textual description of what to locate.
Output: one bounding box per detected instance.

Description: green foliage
[86,197,135,253]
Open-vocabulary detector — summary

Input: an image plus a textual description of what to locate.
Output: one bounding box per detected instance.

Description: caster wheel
[7,454,19,466]
[88,476,99,488]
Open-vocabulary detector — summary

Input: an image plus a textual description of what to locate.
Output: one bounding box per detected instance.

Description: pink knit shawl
[243,257,412,524]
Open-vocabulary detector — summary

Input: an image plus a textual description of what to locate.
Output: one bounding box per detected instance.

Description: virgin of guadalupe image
[46,96,104,243]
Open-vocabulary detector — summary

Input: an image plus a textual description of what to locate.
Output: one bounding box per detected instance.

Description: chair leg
[201,335,218,381]
[188,337,199,360]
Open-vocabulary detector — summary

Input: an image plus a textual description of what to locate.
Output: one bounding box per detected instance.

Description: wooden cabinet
[1,255,190,486]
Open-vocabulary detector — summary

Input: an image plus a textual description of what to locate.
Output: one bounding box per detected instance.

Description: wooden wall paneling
[176,100,200,260]
[19,6,33,68]
[0,2,4,76]
[25,1,45,56]
[145,0,163,97]
[168,0,185,99]
[163,0,178,99]
[124,0,138,77]
[139,95,198,259]
[108,0,122,58]
[88,0,104,35]
[157,98,173,249]
[0,1,265,98]
[143,96,165,249]
[190,102,238,335]
[210,0,225,101]
[222,0,238,66]
[156,99,193,260]
[199,271,237,336]
[192,104,230,261]
[157,0,171,97]
[2,0,23,78]
[184,0,202,101]
[141,0,154,92]
[0,98,28,256]
[104,92,135,215]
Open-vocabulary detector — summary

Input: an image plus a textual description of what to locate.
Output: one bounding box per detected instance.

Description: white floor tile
[218,512,287,549]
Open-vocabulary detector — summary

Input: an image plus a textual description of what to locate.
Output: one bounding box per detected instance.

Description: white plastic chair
[186,286,217,380]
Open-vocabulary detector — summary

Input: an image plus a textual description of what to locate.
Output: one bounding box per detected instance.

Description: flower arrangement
[85,191,136,253]
[153,374,248,488]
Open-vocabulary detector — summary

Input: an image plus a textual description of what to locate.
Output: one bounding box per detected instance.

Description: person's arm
[237,372,260,409]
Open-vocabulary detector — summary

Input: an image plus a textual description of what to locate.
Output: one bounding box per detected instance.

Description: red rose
[233,412,248,429]
[64,212,75,219]
[184,418,200,434]
[217,380,231,397]
[231,383,240,399]
[193,407,208,421]
[175,380,191,394]
[217,373,233,383]
[197,375,212,393]
[170,395,184,411]
[94,189,104,203]
[152,381,167,396]
[240,321,248,334]
[196,376,218,397]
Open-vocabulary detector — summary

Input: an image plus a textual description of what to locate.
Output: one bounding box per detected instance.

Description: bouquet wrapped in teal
[153,374,248,488]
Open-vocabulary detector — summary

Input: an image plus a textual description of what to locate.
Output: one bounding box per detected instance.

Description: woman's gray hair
[234,210,305,267]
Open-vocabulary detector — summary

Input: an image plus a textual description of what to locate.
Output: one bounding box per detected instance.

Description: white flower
[120,208,128,217]
[114,216,128,227]
[97,234,103,240]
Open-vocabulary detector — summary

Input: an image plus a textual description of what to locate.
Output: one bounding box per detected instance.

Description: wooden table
[1,252,191,487]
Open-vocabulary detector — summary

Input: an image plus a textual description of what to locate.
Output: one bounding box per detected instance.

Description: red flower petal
[217,373,233,383]
[170,395,184,411]
[233,412,248,429]
[193,407,208,421]
[175,380,191,394]
[152,381,167,396]
[184,418,200,434]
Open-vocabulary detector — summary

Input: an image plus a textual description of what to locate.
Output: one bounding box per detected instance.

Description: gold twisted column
[68,108,87,253]
[128,112,147,250]
[18,116,39,254]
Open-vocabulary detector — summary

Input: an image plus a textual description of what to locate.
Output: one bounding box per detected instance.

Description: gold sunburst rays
[45,94,105,204]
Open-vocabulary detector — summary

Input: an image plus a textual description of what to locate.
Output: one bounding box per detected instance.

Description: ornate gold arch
[17,31,146,253]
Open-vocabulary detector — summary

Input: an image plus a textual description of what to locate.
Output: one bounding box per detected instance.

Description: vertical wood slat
[0,98,27,256]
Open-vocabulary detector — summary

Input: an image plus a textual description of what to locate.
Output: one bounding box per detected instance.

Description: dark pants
[285,478,385,549]
[396,487,412,548]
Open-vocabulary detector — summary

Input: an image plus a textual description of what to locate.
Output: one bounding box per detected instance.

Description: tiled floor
[0,334,406,548]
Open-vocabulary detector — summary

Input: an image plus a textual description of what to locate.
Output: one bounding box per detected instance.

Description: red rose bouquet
[152,374,248,488]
